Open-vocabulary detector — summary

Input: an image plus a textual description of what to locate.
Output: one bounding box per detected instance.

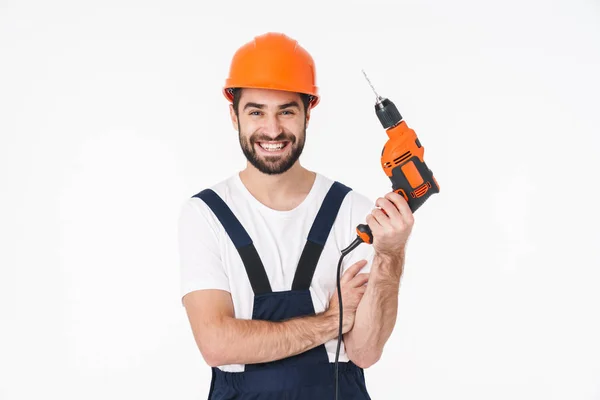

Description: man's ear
[229,104,238,131]
[305,109,311,127]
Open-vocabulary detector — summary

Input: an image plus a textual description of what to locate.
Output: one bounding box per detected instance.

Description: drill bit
[362,69,383,103]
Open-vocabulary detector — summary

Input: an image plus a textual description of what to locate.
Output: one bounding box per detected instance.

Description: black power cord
[334,236,364,400]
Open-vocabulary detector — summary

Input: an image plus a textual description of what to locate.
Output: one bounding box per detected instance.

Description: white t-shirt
[178,172,376,372]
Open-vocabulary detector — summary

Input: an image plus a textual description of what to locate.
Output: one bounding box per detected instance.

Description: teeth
[260,142,285,151]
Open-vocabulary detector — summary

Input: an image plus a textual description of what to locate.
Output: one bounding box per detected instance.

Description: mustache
[250,132,296,143]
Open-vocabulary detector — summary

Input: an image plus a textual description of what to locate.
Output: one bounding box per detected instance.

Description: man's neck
[239,163,316,211]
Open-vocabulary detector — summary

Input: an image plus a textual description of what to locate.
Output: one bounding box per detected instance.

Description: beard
[238,120,306,175]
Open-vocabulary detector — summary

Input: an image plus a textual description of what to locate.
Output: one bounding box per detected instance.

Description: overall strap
[292,181,352,291]
[193,189,272,295]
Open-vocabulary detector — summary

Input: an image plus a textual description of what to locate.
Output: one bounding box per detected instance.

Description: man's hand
[367,191,415,262]
[183,289,339,367]
[342,192,415,368]
[325,259,369,334]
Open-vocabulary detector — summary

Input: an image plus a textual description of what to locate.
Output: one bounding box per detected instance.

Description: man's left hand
[366,191,414,259]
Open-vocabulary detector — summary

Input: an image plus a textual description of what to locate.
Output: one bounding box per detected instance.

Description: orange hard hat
[223,32,320,109]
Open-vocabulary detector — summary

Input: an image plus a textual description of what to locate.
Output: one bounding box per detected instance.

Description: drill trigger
[394,188,408,202]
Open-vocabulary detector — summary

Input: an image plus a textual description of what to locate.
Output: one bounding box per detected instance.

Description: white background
[1,0,600,399]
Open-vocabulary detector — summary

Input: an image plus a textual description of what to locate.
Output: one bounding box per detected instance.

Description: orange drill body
[381,120,439,210]
[355,71,440,244]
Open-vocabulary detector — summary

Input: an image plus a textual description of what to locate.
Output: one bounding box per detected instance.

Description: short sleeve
[340,191,376,275]
[177,198,230,304]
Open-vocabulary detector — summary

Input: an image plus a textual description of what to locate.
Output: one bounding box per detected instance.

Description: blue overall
[194,181,372,400]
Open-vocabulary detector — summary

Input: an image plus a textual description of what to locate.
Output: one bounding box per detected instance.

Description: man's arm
[343,191,413,369]
[343,251,404,368]
[183,289,339,367]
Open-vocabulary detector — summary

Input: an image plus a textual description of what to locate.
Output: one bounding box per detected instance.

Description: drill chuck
[375,97,402,129]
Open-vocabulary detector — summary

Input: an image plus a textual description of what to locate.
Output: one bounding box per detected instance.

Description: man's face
[230,88,310,175]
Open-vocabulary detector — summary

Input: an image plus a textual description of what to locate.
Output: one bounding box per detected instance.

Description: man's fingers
[384,191,414,223]
[371,208,389,226]
[349,272,369,288]
[375,197,402,222]
[341,259,367,284]
[366,213,382,231]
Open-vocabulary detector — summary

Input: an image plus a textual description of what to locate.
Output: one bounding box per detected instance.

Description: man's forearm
[204,311,339,367]
[343,251,404,368]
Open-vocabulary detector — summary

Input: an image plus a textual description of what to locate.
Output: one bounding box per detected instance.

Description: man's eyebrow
[243,101,301,111]
[279,101,300,109]
[243,102,265,110]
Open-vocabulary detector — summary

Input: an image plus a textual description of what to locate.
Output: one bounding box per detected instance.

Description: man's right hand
[183,259,369,367]
[325,259,370,334]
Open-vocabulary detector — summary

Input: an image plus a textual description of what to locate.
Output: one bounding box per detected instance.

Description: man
[178,32,414,399]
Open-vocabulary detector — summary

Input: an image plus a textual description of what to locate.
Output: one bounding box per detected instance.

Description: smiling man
[178,32,414,399]
[236,94,307,175]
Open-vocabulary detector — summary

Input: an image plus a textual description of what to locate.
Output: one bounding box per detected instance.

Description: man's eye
[249,111,261,116]
[281,110,294,115]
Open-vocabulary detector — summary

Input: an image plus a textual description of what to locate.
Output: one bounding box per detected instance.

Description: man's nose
[262,114,283,138]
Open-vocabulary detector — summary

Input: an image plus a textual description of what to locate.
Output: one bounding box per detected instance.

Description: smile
[256,141,289,153]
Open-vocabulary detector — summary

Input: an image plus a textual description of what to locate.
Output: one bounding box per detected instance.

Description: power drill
[333,71,440,400]
[355,70,440,244]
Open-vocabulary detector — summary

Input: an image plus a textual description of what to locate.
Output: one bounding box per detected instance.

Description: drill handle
[390,155,439,214]
[355,157,439,245]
